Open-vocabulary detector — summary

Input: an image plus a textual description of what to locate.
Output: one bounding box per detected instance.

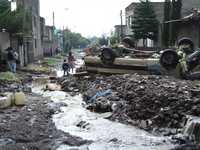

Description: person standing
[62,59,69,76]
[7,47,18,73]
[68,51,76,73]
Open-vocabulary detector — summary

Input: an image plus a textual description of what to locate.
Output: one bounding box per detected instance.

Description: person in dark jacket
[7,47,18,73]
[62,59,69,76]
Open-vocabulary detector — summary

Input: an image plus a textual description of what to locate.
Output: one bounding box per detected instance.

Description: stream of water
[32,51,175,150]
[31,86,175,150]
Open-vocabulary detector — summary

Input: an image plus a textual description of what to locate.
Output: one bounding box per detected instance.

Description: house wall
[0,32,10,63]
[0,32,10,52]
[16,0,42,62]
[43,26,57,56]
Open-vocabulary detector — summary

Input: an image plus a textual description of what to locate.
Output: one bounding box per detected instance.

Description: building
[114,25,127,42]
[13,0,42,66]
[0,32,10,62]
[42,25,56,56]
[125,0,200,47]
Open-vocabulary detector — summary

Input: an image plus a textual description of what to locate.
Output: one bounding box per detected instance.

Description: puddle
[0,138,15,146]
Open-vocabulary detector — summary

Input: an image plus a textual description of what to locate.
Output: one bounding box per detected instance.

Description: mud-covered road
[0,92,90,150]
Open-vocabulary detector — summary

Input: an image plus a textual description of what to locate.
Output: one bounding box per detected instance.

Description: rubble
[60,74,200,131]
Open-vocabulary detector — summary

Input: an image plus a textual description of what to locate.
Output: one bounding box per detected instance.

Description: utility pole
[120,10,123,42]
[62,26,65,53]
[53,12,55,27]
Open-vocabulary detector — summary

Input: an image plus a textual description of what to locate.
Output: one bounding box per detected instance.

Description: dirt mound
[80,74,200,130]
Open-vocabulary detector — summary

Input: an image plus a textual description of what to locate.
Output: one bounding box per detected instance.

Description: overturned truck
[84,37,200,79]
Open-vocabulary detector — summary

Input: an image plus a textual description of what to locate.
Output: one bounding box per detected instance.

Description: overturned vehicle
[84,37,200,79]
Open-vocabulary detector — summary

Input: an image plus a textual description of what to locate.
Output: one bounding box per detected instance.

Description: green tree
[63,28,90,53]
[131,0,159,47]
[169,0,182,45]
[0,0,31,34]
[98,35,108,46]
[162,0,171,47]
[109,31,118,45]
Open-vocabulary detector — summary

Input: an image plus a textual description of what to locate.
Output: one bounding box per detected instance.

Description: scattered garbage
[0,93,12,109]
[88,89,112,103]
[46,83,61,91]
[0,92,26,108]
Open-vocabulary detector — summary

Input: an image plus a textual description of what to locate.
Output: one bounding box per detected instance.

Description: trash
[0,93,12,109]
[89,89,112,103]
[46,83,61,91]
[14,92,26,106]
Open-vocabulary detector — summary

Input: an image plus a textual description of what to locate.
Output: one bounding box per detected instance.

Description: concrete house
[14,0,43,66]
[42,25,56,56]
[125,0,200,48]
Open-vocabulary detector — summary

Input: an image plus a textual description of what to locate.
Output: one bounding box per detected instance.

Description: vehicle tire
[178,37,194,50]
[100,47,116,65]
[160,49,179,70]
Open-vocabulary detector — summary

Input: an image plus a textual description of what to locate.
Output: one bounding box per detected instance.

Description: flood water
[31,87,175,150]
[32,51,175,150]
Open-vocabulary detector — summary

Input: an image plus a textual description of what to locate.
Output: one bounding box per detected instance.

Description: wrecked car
[83,37,200,79]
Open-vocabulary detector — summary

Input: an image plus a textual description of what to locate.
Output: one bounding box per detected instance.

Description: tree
[109,31,118,45]
[162,0,171,47]
[169,0,182,45]
[98,35,108,46]
[63,28,90,53]
[0,0,31,34]
[131,0,159,47]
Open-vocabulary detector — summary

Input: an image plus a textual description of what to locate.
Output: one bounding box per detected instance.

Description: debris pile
[78,74,200,130]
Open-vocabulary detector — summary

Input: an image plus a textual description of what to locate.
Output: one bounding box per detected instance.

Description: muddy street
[0,53,199,150]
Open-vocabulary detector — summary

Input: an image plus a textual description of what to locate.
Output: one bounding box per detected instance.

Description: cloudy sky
[40,0,163,37]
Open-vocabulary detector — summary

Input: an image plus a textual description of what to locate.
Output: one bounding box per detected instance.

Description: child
[68,52,76,73]
[62,59,69,76]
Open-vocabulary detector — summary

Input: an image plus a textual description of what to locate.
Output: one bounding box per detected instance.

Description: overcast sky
[40,0,163,37]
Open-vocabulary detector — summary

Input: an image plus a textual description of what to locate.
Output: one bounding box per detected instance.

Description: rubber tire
[160,49,179,70]
[100,47,116,65]
[178,37,194,50]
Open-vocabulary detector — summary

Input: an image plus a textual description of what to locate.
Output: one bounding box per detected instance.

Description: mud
[60,74,200,130]
[0,93,91,150]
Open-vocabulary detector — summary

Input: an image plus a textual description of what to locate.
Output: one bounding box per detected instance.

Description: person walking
[68,51,76,73]
[7,47,18,73]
